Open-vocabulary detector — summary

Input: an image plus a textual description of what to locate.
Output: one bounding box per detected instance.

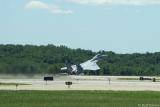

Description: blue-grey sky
[1,0,160,53]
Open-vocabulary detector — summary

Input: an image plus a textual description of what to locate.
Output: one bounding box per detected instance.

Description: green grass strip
[0,90,160,107]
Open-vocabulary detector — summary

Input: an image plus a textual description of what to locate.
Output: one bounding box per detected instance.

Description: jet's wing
[61,65,78,73]
[71,65,78,72]
[61,67,67,70]
[80,61,100,71]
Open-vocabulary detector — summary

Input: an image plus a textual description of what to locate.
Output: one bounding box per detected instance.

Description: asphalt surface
[0,75,160,91]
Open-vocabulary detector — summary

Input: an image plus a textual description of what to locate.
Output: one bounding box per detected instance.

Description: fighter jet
[61,54,107,75]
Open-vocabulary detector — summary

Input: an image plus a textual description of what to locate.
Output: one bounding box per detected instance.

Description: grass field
[0,82,30,85]
[0,91,160,107]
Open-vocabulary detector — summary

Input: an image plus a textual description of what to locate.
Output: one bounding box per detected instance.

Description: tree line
[0,44,160,76]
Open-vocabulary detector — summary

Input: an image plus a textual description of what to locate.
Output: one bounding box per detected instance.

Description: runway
[0,75,160,91]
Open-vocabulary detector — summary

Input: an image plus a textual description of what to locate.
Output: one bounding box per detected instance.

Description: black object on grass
[65,81,72,88]
[44,76,54,85]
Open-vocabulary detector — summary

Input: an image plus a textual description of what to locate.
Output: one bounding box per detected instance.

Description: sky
[1,0,160,53]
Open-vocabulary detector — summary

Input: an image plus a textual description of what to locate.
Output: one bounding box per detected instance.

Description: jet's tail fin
[64,60,73,74]
[61,60,79,75]
[91,54,107,62]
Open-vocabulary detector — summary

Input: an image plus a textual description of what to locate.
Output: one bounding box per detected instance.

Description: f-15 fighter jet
[61,54,107,75]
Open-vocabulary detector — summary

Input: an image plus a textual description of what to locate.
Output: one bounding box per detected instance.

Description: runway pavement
[0,75,160,91]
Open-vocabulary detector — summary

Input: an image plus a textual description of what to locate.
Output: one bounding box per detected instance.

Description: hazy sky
[1,0,160,53]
